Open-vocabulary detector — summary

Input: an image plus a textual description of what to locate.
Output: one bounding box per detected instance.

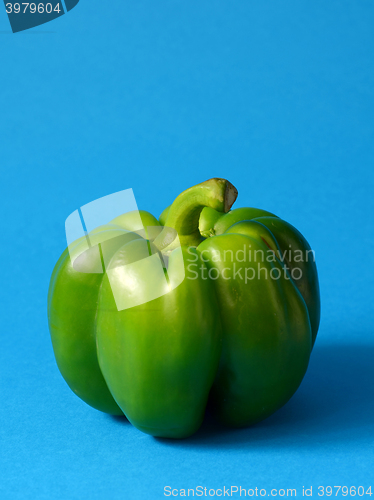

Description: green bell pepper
[48,178,319,438]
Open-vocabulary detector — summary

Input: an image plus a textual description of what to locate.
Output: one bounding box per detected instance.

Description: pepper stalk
[154,178,238,252]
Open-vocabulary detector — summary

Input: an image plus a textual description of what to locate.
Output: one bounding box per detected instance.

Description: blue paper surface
[0,1,373,498]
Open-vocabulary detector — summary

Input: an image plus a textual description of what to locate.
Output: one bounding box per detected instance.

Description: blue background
[1,1,374,498]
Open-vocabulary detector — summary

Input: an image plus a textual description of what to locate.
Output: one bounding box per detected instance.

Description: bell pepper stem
[154,178,238,250]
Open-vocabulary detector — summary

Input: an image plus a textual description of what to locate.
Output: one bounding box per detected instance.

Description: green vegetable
[48,178,320,438]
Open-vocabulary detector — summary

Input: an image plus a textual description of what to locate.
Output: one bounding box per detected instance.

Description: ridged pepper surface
[48,178,320,438]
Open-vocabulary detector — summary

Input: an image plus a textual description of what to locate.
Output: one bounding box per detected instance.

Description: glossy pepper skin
[48,178,320,438]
